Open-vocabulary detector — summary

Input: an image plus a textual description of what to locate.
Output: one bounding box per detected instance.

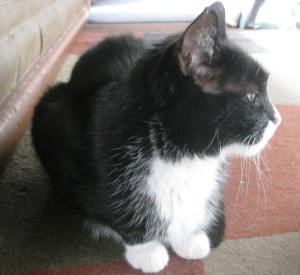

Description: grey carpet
[0,128,123,273]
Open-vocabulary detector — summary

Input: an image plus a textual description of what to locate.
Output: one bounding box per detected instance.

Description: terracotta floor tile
[225,105,300,239]
[24,255,204,275]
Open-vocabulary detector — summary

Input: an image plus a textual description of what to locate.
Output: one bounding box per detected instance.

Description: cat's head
[162,2,281,158]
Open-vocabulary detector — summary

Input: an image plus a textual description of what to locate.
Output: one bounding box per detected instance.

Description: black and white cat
[32,2,281,273]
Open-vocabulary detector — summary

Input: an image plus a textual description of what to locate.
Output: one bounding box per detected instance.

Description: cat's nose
[271,106,281,125]
[273,114,281,125]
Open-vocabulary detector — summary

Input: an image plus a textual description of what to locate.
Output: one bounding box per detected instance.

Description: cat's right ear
[176,2,226,77]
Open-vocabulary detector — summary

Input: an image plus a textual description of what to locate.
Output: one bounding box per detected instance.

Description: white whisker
[234,156,245,210]
[202,129,218,154]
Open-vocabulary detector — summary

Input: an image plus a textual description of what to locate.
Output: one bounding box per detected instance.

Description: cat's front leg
[125,240,169,273]
[171,232,211,260]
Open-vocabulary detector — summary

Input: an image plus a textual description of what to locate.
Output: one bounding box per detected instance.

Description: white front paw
[125,240,169,273]
[172,232,210,260]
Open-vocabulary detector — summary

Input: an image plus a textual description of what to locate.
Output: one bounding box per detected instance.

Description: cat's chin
[220,120,280,159]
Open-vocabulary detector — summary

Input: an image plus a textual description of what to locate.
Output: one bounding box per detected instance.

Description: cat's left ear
[177,1,226,77]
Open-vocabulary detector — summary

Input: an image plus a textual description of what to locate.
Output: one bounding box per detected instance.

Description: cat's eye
[247,93,256,102]
[246,92,261,107]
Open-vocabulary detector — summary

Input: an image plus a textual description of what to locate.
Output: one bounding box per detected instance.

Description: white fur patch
[125,241,169,273]
[147,154,221,246]
[84,220,123,243]
[172,231,211,259]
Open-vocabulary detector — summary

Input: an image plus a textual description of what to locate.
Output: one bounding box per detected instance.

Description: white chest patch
[147,154,221,243]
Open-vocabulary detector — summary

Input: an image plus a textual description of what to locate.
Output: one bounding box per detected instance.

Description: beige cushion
[0,0,53,37]
[0,0,87,105]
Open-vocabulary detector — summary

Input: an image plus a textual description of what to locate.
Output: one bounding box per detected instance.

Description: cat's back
[69,35,144,92]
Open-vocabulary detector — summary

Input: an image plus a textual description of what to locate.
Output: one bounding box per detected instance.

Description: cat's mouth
[221,118,281,159]
[242,119,280,157]
[222,103,281,159]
